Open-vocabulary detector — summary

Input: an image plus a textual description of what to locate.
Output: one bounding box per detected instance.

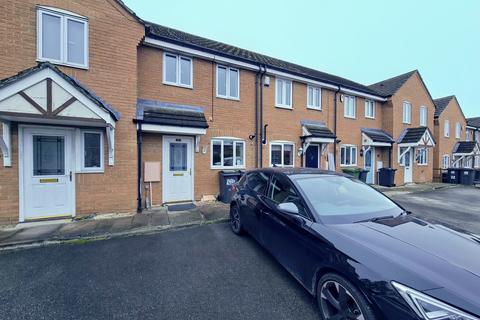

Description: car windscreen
[294,175,403,224]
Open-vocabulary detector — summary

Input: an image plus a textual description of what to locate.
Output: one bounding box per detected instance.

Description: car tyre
[230,204,243,235]
[317,273,376,320]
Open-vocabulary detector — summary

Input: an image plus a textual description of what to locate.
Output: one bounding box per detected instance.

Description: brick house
[0,0,471,224]
[369,71,436,186]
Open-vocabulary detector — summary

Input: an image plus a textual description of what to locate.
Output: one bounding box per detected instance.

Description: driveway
[0,223,319,320]
[390,185,480,235]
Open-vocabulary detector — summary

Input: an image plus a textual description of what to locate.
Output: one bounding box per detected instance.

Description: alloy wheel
[320,280,365,320]
[230,206,241,233]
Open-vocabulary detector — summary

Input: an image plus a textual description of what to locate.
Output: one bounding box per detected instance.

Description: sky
[123,0,480,117]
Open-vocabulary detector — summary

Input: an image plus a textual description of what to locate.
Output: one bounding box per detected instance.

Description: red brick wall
[0,0,144,223]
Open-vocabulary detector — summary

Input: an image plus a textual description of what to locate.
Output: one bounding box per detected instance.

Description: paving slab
[168,209,203,226]
[55,220,98,239]
[109,216,134,233]
[198,203,229,221]
[150,211,169,226]
[2,224,62,245]
[131,212,151,228]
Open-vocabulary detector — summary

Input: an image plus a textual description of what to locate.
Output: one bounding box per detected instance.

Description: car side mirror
[277,202,299,215]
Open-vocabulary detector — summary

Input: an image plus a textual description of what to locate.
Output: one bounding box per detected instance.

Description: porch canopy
[361,128,394,147]
[300,120,336,145]
[452,141,480,167]
[397,127,435,163]
[0,62,119,167]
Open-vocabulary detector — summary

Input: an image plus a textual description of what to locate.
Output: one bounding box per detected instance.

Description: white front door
[364,147,375,184]
[404,148,413,184]
[22,127,75,221]
[163,136,194,203]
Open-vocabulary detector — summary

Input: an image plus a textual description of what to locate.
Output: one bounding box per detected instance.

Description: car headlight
[392,282,479,320]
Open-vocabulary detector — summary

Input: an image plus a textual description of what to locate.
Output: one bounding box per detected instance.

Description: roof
[397,127,431,144]
[361,128,394,143]
[301,121,336,139]
[467,117,480,128]
[114,0,143,23]
[145,23,383,98]
[433,95,455,118]
[368,70,417,97]
[136,99,209,129]
[0,62,120,121]
[453,141,479,154]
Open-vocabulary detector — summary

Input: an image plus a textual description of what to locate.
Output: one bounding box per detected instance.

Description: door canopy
[397,127,435,147]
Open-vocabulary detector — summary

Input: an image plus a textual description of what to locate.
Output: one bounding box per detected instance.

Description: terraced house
[0,0,473,224]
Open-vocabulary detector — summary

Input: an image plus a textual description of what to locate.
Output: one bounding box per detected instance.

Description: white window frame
[442,154,450,169]
[307,85,322,110]
[163,52,193,88]
[466,130,472,141]
[210,138,246,169]
[364,99,375,119]
[444,120,450,137]
[216,65,240,100]
[475,156,480,168]
[403,101,412,124]
[419,106,427,126]
[455,122,461,139]
[343,95,356,119]
[340,144,357,167]
[80,130,104,173]
[275,78,293,109]
[269,141,295,167]
[416,148,428,166]
[37,7,89,69]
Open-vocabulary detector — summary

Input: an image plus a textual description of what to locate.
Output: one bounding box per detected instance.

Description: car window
[246,171,270,195]
[268,175,307,217]
[237,174,246,189]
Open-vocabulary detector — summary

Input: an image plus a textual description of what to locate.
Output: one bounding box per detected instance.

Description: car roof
[246,167,346,177]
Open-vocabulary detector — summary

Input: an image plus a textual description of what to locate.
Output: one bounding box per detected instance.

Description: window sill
[162,81,193,89]
[340,164,358,167]
[307,106,322,111]
[344,115,356,119]
[275,104,293,110]
[210,166,245,170]
[269,164,294,168]
[78,169,104,174]
[216,95,240,101]
[37,58,89,70]
[417,164,428,167]
[365,116,375,120]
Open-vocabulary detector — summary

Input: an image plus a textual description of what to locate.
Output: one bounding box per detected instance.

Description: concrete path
[0,202,229,250]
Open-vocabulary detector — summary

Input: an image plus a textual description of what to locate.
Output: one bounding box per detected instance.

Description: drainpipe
[137,122,143,213]
[254,66,260,168]
[259,65,267,167]
[333,85,341,167]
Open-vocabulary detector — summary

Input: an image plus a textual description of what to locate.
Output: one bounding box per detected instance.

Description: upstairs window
[216,65,239,100]
[476,131,479,142]
[343,95,356,118]
[403,102,412,124]
[275,78,292,108]
[419,106,427,126]
[364,99,375,119]
[455,122,461,139]
[163,53,192,87]
[466,130,472,141]
[307,86,322,110]
[444,120,450,137]
[37,7,88,68]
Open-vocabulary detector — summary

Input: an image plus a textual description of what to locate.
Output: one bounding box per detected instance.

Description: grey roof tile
[361,128,394,143]
[453,141,479,154]
[368,70,417,97]
[433,95,455,118]
[467,117,480,128]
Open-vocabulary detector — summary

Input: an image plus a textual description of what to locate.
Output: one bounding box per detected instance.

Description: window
[442,155,450,169]
[455,122,461,139]
[33,135,65,176]
[169,143,187,171]
[419,106,427,126]
[466,130,472,141]
[417,148,428,165]
[307,86,321,110]
[403,102,412,124]
[268,175,307,217]
[275,78,292,108]
[163,53,192,87]
[82,131,103,172]
[444,120,450,137]
[216,65,239,99]
[270,142,294,167]
[246,171,271,194]
[37,7,88,68]
[344,95,356,118]
[211,138,245,168]
[340,145,357,166]
[476,131,480,142]
[364,100,375,119]
[475,156,480,168]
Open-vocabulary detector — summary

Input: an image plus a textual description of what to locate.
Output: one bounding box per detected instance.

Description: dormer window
[37,7,89,69]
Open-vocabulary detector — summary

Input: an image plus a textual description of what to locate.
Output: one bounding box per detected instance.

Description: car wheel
[317,273,376,320]
[230,204,243,235]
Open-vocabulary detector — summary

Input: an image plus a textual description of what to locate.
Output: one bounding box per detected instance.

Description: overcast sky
[124,0,479,117]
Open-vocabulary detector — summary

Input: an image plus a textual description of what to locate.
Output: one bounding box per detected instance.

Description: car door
[239,171,271,241]
[260,174,313,286]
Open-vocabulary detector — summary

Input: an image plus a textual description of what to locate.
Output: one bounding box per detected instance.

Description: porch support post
[106,126,115,166]
[0,121,11,167]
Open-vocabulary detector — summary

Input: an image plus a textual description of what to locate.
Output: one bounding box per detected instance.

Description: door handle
[69,171,72,182]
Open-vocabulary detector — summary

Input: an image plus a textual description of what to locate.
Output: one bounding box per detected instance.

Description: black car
[229,168,480,320]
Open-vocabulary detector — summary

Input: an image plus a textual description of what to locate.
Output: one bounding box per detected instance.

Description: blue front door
[305,145,319,168]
